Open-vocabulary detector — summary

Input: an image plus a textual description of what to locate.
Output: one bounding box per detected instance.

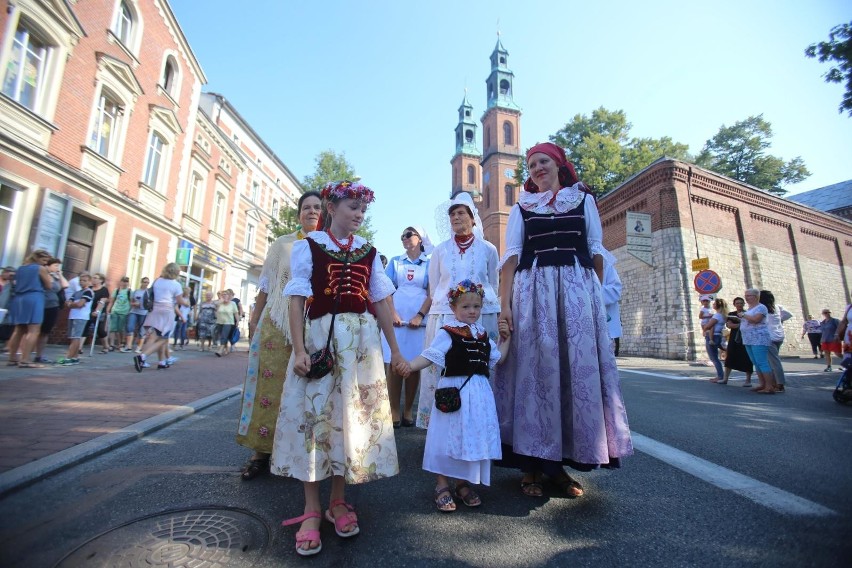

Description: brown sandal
[553,472,584,498]
[520,473,544,497]
[434,486,456,512]
[454,482,481,507]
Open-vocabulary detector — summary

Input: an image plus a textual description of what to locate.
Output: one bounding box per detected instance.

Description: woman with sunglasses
[383,226,433,428]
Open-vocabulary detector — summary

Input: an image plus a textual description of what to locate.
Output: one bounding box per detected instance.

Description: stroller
[833,354,852,405]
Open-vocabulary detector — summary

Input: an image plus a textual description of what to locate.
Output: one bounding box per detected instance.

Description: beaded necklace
[327,230,354,252]
[454,233,475,255]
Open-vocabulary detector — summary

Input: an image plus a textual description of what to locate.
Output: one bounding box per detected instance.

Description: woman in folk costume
[271,180,408,557]
[494,142,633,498]
[416,192,500,429]
[236,190,322,480]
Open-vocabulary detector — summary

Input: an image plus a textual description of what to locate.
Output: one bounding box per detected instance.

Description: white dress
[381,252,430,362]
[421,318,502,485]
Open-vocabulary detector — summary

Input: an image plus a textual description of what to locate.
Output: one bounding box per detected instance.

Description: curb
[0,385,242,498]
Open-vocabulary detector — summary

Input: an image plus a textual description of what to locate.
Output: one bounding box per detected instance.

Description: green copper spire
[454,89,480,156]
[486,37,520,111]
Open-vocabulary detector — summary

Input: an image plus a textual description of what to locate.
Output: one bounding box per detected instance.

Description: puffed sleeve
[369,252,396,302]
[282,240,313,298]
[585,197,605,257]
[488,338,501,370]
[421,328,452,367]
[498,204,523,269]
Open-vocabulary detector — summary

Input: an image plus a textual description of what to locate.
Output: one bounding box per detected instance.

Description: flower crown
[447,279,485,304]
[320,180,375,204]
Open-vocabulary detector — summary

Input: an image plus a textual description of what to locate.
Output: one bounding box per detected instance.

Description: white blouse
[283,231,396,302]
[428,237,500,315]
[499,184,605,269]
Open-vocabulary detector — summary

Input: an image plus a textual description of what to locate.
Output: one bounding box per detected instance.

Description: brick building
[0,0,299,317]
[598,159,852,359]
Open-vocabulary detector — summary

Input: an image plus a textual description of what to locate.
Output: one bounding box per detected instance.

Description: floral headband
[447,279,484,304]
[320,180,375,204]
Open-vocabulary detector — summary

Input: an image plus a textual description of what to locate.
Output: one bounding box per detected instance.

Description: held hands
[391,352,410,378]
[292,350,311,377]
[499,310,513,340]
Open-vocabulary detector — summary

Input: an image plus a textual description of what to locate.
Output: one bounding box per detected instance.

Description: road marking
[619,368,696,380]
[632,432,836,517]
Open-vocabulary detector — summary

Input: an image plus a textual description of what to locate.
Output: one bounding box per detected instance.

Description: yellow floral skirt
[236,307,292,454]
[270,312,399,483]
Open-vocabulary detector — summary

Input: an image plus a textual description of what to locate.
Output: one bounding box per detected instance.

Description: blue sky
[170,0,851,258]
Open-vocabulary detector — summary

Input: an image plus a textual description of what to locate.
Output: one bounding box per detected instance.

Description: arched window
[485,186,490,209]
[465,129,473,143]
[499,79,510,96]
[114,1,133,45]
[89,88,123,159]
[503,121,513,146]
[466,165,475,185]
[161,54,180,98]
[504,184,515,206]
[485,127,491,150]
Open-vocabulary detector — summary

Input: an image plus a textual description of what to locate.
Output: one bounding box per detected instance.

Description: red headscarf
[524,142,581,193]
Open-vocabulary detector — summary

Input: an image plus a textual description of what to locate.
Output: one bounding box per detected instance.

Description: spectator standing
[6,250,52,367]
[214,290,238,357]
[0,266,16,345]
[125,277,150,352]
[721,297,754,386]
[106,276,132,352]
[196,290,218,351]
[172,286,192,349]
[59,273,93,366]
[740,287,776,393]
[88,273,110,354]
[820,309,842,371]
[801,315,822,359]
[602,255,623,356]
[705,298,728,383]
[34,258,68,363]
[762,290,792,392]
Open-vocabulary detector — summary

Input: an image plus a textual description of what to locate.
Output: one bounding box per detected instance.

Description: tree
[267,149,376,242]
[547,107,690,194]
[805,21,852,117]
[694,115,810,195]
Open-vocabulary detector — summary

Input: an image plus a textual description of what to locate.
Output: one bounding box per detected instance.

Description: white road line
[619,368,696,380]
[632,432,836,517]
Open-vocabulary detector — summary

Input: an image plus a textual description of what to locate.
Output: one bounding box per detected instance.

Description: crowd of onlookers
[698,289,851,393]
[0,249,247,369]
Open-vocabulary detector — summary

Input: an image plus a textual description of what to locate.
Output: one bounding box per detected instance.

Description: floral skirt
[270,312,399,484]
[236,307,291,454]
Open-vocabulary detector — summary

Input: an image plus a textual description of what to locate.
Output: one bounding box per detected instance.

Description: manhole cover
[55,507,270,567]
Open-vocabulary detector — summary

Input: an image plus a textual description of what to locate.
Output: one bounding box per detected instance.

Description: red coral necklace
[327,230,354,252]
[454,233,474,255]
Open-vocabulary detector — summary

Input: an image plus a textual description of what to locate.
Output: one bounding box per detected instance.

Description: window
[499,79,510,96]
[89,89,122,159]
[465,129,473,143]
[129,234,152,287]
[485,127,491,150]
[251,181,260,203]
[485,186,490,209]
[113,1,133,46]
[2,23,48,111]
[186,173,202,216]
[212,192,225,233]
[0,185,17,256]
[142,132,166,189]
[245,222,256,250]
[505,184,515,206]
[503,121,514,146]
[466,165,475,185]
[271,199,280,220]
[162,57,176,95]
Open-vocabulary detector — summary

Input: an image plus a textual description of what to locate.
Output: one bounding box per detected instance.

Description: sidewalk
[0,340,247,495]
[0,340,837,497]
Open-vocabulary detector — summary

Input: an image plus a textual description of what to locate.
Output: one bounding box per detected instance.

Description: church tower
[450,91,482,199]
[479,36,521,254]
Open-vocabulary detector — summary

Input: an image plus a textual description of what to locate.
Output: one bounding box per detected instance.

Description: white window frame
[2,23,48,112]
[245,222,256,251]
[212,191,226,234]
[109,0,143,57]
[128,232,156,287]
[142,131,166,189]
[88,88,124,161]
[185,172,203,218]
[271,198,279,220]
[158,50,181,102]
[251,181,260,203]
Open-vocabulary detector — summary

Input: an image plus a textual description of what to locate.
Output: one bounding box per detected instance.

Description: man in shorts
[58,274,93,366]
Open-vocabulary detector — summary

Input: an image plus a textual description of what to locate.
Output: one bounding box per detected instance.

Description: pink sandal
[281,511,322,556]
[325,499,359,538]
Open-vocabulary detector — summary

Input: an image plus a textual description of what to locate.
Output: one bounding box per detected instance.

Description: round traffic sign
[694,270,722,294]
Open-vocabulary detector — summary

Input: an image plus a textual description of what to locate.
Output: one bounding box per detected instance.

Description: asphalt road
[0,357,849,567]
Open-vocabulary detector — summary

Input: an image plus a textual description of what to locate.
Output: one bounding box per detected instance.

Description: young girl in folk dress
[406,279,510,512]
[270,181,408,557]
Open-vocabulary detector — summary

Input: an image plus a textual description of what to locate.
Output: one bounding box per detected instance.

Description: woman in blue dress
[6,249,52,368]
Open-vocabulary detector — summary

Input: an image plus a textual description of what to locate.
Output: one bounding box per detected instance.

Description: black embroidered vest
[306,238,376,319]
[442,325,490,377]
[517,194,593,272]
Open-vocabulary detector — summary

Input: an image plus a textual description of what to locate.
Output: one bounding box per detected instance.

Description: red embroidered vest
[306,238,377,319]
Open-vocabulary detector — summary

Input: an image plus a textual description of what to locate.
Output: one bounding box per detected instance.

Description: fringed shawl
[260,231,301,341]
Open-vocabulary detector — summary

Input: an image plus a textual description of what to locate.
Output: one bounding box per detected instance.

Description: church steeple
[485,37,519,111]
[454,91,480,156]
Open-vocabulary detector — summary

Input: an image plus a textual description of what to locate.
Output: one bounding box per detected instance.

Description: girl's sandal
[18,362,45,369]
[282,511,322,556]
[434,486,456,512]
[520,473,544,497]
[553,472,584,498]
[325,499,359,537]
[454,482,481,507]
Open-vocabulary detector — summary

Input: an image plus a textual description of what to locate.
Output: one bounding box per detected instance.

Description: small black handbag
[434,373,473,413]
[305,247,351,380]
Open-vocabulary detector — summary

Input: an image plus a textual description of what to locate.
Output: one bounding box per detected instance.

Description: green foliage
[548,107,690,194]
[694,115,810,195]
[268,149,376,242]
[805,21,852,116]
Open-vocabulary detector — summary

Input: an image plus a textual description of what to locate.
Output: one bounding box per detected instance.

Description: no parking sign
[694,270,722,294]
